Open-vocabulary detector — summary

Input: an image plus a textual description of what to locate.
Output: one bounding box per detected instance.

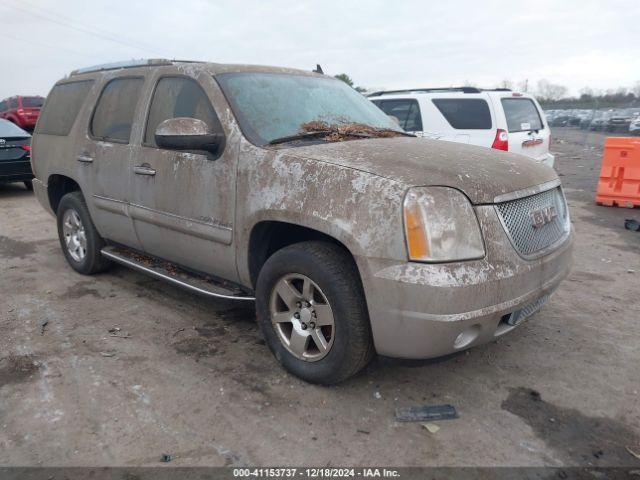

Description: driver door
[129,71,239,282]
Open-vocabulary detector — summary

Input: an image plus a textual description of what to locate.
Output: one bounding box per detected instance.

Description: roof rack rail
[367,86,482,97]
[70,59,202,76]
[481,88,512,92]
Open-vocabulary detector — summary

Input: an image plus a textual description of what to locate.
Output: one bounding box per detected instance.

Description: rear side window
[372,99,423,131]
[501,98,543,132]
[432,99,492,129]
[91,77,144,143]
[9,98,18,109]
[22,97,44,108]
[37,80,94,136]
[0,101,6,112]
[144,76,223,147]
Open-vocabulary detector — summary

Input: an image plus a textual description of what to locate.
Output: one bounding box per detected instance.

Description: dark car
[0,119,33,190]
[605,110,632,132]
[0,95,45,132]
[550,115,570,127]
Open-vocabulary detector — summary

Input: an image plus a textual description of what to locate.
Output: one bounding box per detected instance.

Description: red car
[0,95,45,132]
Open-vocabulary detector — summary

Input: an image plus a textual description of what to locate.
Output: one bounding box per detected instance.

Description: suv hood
[286,136,558,204]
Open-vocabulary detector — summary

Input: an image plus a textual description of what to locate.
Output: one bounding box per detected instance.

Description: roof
[69,59,321,78]
[367,87,512,97]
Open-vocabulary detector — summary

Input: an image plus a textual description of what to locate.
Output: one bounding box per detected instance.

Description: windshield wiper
[268,126,415,145]
[268,131,329,145]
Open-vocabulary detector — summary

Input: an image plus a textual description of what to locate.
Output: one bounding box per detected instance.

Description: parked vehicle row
[29,59,572,384]
[368,87,554,167]
[545,107,640,133]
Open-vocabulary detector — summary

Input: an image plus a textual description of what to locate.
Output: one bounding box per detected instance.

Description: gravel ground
[0,127,639,467]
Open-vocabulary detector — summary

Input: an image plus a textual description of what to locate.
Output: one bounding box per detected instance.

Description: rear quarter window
[432,99,492,129]
[91,77,144,143]
[37,80,94,136]
[372,99,423,131]
[501,98,543,132]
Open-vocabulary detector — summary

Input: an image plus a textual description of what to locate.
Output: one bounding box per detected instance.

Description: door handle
[77,154,94,163]
[133,164,156,176]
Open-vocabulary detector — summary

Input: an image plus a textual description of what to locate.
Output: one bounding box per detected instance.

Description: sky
[1,0,639,100]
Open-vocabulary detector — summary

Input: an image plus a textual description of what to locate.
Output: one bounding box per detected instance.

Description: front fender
[235,145,408,286]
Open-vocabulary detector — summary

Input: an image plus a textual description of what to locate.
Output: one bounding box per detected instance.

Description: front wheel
[255,241,374,384]
[56,191,111,275]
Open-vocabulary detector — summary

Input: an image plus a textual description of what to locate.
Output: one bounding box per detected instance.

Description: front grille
[495,187,569,257]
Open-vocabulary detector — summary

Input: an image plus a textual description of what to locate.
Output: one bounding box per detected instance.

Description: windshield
[216,72,403,145]
[0,119,30,137]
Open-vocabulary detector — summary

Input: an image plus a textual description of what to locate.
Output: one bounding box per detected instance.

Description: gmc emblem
[530,206,558,228]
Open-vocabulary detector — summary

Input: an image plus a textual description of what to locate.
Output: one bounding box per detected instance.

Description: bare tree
[535,79,568,102]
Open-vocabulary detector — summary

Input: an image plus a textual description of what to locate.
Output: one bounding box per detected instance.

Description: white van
[369,87,554,168]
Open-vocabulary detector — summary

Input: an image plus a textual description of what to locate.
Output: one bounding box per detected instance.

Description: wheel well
[248,221,353,288]
[47,175,80,214]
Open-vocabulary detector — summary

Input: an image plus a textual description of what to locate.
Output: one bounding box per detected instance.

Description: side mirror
[155,117,224,155]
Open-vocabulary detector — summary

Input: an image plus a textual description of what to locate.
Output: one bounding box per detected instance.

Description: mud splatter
[502,387,640,466]
[0,355,39,386]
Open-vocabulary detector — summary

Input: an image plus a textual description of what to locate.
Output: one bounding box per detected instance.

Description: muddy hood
[288,136,558,204]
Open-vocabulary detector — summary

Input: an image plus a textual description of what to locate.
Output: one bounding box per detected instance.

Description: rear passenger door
[79,76,145,249]
[129,72,239,282]
[429,98,495,146]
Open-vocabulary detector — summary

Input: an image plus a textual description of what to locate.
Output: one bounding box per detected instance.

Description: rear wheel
[256,241,374,384]
[56,191,111,275]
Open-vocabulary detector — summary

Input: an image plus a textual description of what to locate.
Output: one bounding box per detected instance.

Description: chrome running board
[101,246,255,302]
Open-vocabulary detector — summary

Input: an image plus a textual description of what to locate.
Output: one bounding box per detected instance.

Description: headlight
[403,187,485,262]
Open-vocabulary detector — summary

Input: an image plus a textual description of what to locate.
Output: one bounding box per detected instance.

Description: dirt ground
[1,127,639,467]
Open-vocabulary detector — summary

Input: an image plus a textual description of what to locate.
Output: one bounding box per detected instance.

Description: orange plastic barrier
[595,137,640,208]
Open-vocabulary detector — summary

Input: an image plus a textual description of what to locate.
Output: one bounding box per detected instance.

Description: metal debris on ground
[100,352,116,357]
[627,447,640,460]
[39,320,48,335]
[625,219,640,232]
[160,453,173,462]
[422,423,440,434]
[395,404,458,422]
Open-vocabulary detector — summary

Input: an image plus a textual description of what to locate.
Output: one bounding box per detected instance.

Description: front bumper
[356,205,573,359]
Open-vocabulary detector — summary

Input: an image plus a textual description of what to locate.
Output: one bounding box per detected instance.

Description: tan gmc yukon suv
[31,60,573,384]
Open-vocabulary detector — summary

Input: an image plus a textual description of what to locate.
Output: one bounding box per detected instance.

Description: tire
[56,191,111,275]
[255,241,374,384]
[23,180,33,191]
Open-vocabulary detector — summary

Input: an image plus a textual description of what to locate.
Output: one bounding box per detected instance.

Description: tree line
[333,73,640,109]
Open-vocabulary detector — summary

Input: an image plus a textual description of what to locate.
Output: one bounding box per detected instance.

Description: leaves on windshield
[299,121,406,142]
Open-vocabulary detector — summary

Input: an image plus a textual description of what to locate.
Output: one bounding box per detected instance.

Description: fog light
[453,324,481,349]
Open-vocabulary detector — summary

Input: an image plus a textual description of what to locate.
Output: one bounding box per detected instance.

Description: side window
[9,98,18,109]
[37,80,94,136]
[432,99,492,129]
[144,76,223,147]
[373,99,423,131]
[91,77,144,143]
[0,101,6,112]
